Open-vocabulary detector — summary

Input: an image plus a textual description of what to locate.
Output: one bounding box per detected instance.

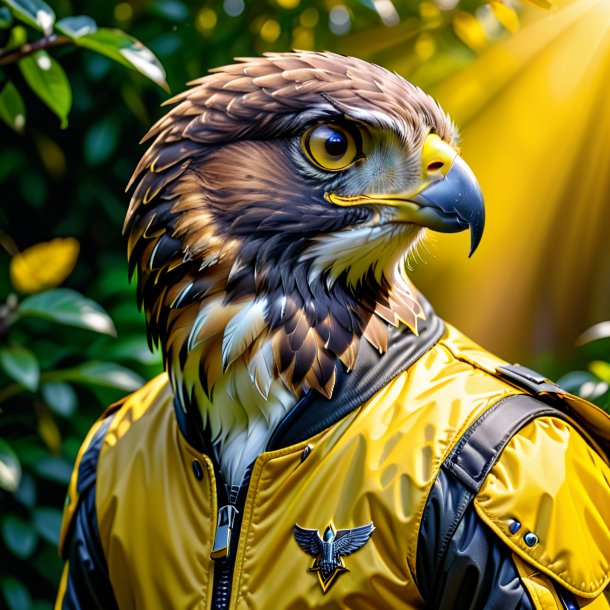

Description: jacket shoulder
[474,413,610,599]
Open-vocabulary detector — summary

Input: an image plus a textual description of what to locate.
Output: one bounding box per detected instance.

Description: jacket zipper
[209,467,250,610]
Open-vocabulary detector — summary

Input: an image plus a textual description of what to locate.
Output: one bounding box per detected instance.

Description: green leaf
[0,345,40,391]
[53,361,144,391]
[18,288,116,336]
[7,23,27,48]
[84,115,120,165]
[151,0,189,21]
[2,515,38,559]
[41,382,77,417]
[557,370,608,401]
[75,28,167,89]
[590,360,610,384]
[0,6,14,29]
[0,81,26,133]
[103,336,161,366]
[18,51,71,127]
[1,576,32,610]
[13,472,36,508]
[55,15,97,39]
[0,439,21,492]
[30,544,62,586]
[3,0,54,34]
[576,321,610,345]
[32,507,62,545]
[31,456,71,484]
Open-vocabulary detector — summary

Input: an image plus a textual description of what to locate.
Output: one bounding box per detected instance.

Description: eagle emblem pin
[294,521,375,593]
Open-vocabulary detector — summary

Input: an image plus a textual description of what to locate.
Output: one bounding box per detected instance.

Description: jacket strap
[416,395,565,593]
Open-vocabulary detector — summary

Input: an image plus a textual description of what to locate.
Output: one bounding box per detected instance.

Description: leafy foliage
[0,0,167,132]
[0,0,598,609]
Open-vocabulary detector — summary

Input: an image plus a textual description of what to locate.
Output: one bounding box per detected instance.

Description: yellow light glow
[490,1,520,33]
[260,19,281,43]
[196,8,217,31]
[410,0,610,359]
[415,33,436,60]
[453,11,488,51]
[292,27,314,50]
[299,7,319,28]
[420,2,441,23]
[114,2,133,21]
[276,0,300,9]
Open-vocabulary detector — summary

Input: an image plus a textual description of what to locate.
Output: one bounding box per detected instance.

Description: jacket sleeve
[55,416,118,610]
[417,468,536,609]
[417,413,610,610]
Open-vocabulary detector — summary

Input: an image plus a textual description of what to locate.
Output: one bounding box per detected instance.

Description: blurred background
[0,0,609,607]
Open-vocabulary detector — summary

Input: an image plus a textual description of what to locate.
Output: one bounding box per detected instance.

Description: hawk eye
[302,124,359,171]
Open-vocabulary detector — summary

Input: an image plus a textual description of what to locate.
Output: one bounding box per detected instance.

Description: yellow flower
[10,237,80,294]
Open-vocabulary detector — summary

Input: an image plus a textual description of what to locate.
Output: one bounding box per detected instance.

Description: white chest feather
[170,297,297,489]
[196,361,296,488]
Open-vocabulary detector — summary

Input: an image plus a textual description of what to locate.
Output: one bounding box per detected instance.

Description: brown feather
[362,315,389,354]
[125,51,454,402]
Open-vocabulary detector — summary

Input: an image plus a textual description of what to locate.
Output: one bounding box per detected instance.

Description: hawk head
[125,51,484,404]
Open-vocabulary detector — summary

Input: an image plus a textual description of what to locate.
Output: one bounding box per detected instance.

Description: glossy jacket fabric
[55,321,610,610]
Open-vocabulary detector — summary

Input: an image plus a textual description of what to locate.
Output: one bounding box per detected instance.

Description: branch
[0,34,71,67]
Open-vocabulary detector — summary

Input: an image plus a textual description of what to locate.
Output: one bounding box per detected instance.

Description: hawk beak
[326,133,486,256]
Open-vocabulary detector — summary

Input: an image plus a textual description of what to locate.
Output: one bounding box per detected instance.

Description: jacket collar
[174,296,445,453]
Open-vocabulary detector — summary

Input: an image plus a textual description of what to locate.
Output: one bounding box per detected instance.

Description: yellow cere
[421,133,458,178]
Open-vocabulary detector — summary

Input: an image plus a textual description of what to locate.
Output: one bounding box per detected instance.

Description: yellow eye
[302,124,359,171]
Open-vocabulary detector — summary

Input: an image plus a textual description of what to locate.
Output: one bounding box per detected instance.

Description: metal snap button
[192,459,204,480]
[301,444,313,462]
[508,520,521,535]
[524,532,539,547]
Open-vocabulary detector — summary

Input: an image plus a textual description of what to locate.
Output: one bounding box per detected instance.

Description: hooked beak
[326,133,486,256]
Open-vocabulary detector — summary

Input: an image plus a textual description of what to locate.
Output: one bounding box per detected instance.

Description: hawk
[56,52,610,610]
[124,51,483,488]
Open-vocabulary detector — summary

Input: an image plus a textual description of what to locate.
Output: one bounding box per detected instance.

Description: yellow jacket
[55,318,610,610]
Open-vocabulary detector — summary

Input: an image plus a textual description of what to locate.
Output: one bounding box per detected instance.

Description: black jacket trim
[60,415,118,610]
[416,394,568,609]
[496,364,567,396]
[267,297,444,450]
[173,296,445,453]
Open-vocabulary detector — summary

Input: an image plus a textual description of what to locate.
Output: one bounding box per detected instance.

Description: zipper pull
[211,505,239,560]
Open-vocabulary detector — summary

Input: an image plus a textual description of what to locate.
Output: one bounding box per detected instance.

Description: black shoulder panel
[416,394,568,609]
[58,416,118,610]
[418,488,534,610]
